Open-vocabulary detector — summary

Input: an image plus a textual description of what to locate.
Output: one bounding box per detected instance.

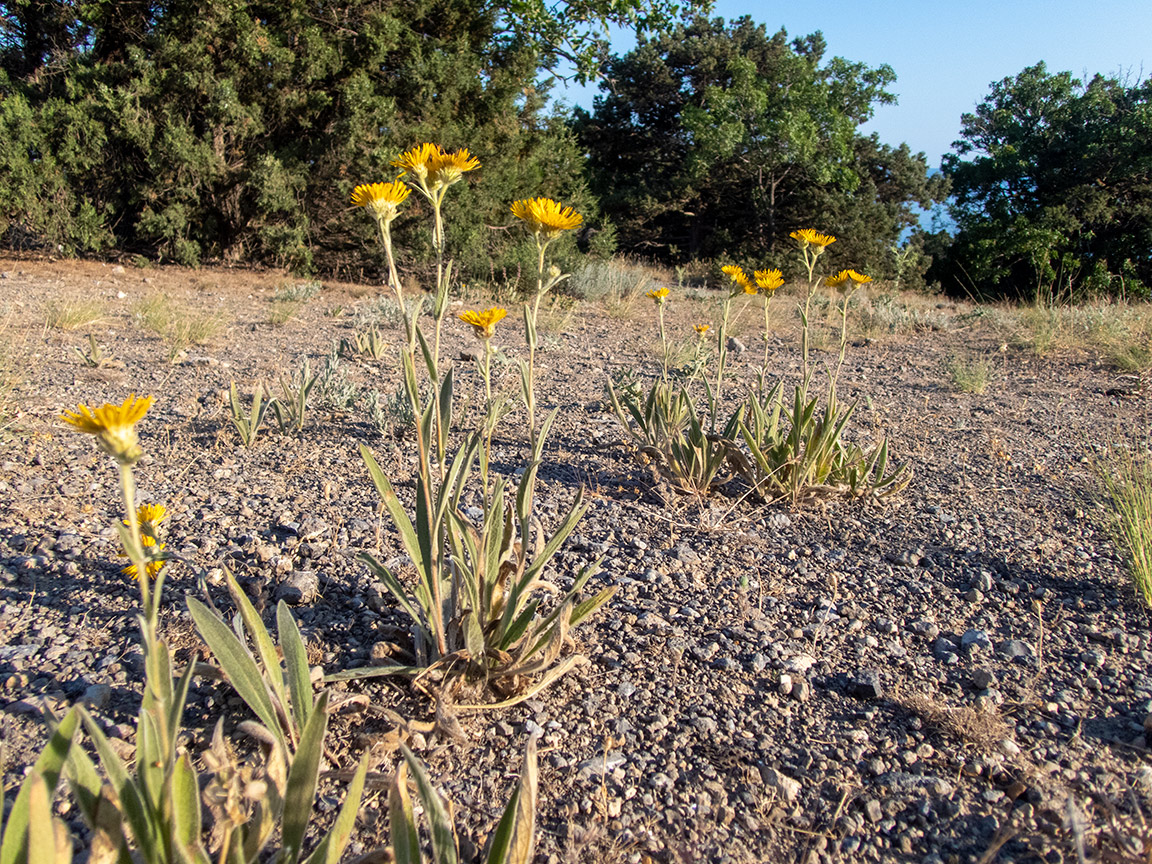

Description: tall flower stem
[378,219,414,352]
[119,462,155,646]
[657,303,668,379]
[431,199,448,367]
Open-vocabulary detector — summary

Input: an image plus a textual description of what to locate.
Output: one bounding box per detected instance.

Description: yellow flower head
[121,534,165,581]
[721,264,751,295]
[826,269,872,289]
[391,143,442,183]
[125,502,167,529]
[62,393,153,465]
[351,181,411,223]
[459,307,507,340]
[430,148,480,188]
[694,324,711,337]
[510,197,583,239]
[754,269,785,293]
[790,229,837,250]
[646,287,670,305]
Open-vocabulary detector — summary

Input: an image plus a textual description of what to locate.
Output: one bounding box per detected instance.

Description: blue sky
[556,0,1152,170]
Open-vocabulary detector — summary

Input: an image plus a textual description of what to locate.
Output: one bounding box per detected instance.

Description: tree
[0,0,696,273]
[936,62,1152,299]
[575,15,942,272]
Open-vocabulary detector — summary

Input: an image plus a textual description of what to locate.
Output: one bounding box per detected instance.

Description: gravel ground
[1,257,1151,864]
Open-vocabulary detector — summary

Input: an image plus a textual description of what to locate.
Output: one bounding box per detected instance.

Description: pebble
[961,629,992,651]
[851,669,884,700]
[82,682,112,711]
[278,570,319,604]
[762,768,801,803]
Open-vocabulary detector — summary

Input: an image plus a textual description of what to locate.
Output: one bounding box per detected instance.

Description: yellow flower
[459,307,507,339]
[694,324,711,336]
[391,143,442,183]
[125,503,167,530]
[826,269,872,288]
[392,144,480,193]
[721,264,751,294]
[430,148,480,188]
[62,393,153,465]
[646,287,670,304]
[510,197,583,239]
[121,534,165,581]
[790,229,837,249]
[754,269,785,292]
[351,181,411,223]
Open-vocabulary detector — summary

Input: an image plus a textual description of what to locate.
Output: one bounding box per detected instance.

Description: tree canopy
[0,0,691,275]
[935,62,1152,300]
[574,15,945,276]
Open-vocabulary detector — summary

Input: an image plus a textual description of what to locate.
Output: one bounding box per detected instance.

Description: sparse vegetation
[948,356,991,394]
[1096,441,1152,608]
[45,299,103,330]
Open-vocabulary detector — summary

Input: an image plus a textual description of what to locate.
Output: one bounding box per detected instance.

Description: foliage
[228,381,274,447]
[575,16,945,270]
[272,359,318,433]
[73,334,114,368]
[388,738,538,864]
[55,396,368,864]
[0,0,635,277]
[937,63,1152,300]
[347,347,614,700]
[1095,442,1152,608]
[0,707,80,864]
[731,374,909,502]
[188,571,319,758]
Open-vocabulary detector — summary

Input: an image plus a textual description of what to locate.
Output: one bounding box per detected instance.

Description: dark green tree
[575,15,942,272]
[0,0,694,274]
[937,62,1152,300]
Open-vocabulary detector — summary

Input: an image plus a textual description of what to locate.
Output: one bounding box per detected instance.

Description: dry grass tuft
[45,298,104,330]
[898,692,1013,751]
[133,293,228,361]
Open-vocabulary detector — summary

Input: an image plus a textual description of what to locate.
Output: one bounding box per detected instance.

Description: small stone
[726,336,746,355]
[998,739,1022,758]
[996,639,1034,661]
[961,629,992,651]
[863,799,883,823]
[82,683,112,711]
[852,669,884,700]
[970,669,996,690]
[278,570,319,604]
[791,679,811,702]
[778,674,793,696]
[783,654,816,675]
[762,768,801,803]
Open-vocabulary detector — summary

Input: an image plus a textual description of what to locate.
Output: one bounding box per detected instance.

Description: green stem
[432,196,446,368]
[379,220,413,353]
[119,463,155,646]
[658,304,668,379]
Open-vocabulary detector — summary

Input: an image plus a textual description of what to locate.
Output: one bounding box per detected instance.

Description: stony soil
[1,257,1151,864]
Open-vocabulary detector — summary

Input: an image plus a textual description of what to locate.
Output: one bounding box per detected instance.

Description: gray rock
[278,569,319,604]
[726,336,746,355]
[996,639,1035,661]
[762,768,801,803]
[82,682,112,711]
[961,629,992,651]
[852,669,884,700]
[970,669,996,690]
[863,799,883,823]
